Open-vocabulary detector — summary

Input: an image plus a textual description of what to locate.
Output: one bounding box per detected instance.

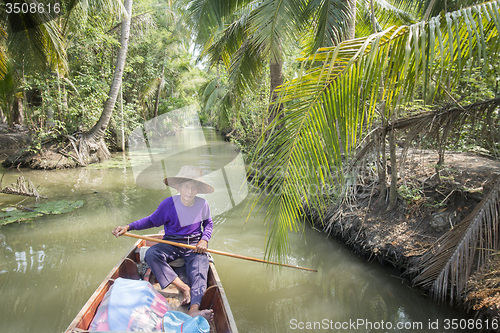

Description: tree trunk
[153,65,165,118]
[268,60,283,125]
[370,0,377,32]
[347,0,357,39]
[377,130,387,203]
[46,95,55,128]
[387,127,398,211]
[57,71,68,115]
[12,95,24,125]
[79,0,133,163]
[424,0,438,21]
[0,108,5,123]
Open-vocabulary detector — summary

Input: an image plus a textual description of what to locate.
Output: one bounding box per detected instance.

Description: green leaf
[0,200,85,225]
[33,200,85,215]
[0,208,44,225]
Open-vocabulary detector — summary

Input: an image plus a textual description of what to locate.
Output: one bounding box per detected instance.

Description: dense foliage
[0,0,210,150]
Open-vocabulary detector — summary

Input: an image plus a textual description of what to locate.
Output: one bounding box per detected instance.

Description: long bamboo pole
[123,232,317,272]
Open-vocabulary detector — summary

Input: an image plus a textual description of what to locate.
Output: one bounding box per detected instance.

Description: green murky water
[0,128,471,332]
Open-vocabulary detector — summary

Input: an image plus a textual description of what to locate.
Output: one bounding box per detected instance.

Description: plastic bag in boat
[90,277,169,332]
[162,311,210,333]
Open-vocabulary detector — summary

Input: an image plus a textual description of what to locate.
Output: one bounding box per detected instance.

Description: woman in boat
[112,165,214,321]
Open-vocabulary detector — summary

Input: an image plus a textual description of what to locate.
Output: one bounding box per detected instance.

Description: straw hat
[164,165,215,194]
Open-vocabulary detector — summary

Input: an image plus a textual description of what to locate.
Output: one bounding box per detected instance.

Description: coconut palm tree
[0,0,125,126]
[0,5,67,125]
[250,0,500,266]
[185,0,356,124]
[78,0,133,163]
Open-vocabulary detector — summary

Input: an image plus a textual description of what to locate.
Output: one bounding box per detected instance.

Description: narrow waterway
[0,127,472,332]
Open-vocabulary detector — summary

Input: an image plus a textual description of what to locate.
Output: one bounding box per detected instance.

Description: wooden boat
[65,234,238,333]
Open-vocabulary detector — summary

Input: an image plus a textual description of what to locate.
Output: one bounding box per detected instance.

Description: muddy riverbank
[307,149,500,328]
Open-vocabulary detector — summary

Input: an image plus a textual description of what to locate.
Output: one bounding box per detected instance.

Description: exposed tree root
[0,175,47,199]
[1,134,111,170]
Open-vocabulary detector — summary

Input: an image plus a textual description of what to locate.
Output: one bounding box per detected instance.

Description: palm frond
[194,0,308,110]
[6,12,67,74]
[302,0,354,51]
[185,0,253,47]
[201,77,223,112]
[140,77,161,101]
[0,61,16,116]
[351,97,500,165]
[393,0,482,19]
[356,0,417,37]
[216,91,235,131]
[65,0,124,35]
[252,0,500,260]
[247,0,304,64]
[413,176,500,304]
[0,27,6,79]
[203,13,250,67]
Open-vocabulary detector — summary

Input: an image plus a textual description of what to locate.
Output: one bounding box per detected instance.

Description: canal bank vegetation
[243,0,500,325]
[0,0,209,167]
[0,0,500,327]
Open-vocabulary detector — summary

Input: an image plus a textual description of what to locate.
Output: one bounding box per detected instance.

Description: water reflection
[15,245,46,273]
[0,233,14,274]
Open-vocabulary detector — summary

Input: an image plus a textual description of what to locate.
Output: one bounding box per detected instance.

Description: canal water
[0,127,471,332]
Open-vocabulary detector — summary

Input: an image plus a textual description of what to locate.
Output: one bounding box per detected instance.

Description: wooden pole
[123,232,317,272]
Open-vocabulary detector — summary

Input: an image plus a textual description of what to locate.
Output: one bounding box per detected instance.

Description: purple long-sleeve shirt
[128,195,213,242]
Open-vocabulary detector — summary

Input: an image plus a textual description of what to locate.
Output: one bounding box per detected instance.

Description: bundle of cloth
[90,277,209,332]
[90,278,169,331]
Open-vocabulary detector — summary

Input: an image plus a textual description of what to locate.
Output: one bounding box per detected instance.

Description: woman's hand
[112,225,129,237]
[195,239,208,254]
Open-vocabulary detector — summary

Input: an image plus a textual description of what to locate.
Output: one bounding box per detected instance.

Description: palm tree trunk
[268,60,283,125]
[57,70,68,114]
[46,94,55,128]
[370,0,377,32]
[80,0,132,163]
[387,127,398,211]
[377,130,387,203]
[12,95,23,125]
[153,65,165,118]
[347,0,357,39]
[423,0,438,21]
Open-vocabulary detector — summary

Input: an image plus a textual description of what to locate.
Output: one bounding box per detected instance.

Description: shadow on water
[0,128,472,333]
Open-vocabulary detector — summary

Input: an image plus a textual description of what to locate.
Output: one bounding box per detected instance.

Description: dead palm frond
[350,96,500,166]
[412,175,500,304]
